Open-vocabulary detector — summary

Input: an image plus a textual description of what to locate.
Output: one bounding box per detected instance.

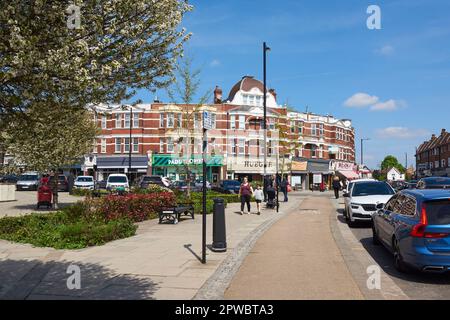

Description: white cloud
[344,93,379,108]
[377,45,395,56]
[371,99,407,111]
[209,59,221,67]
[376,127,429,139]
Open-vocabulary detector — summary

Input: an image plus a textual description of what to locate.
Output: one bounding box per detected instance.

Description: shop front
[226,156,288,183]
[151,154,223,183]
[290,158,308,190]
[331,161,359,184]
[306,159,332,190]
[96,156,149,183]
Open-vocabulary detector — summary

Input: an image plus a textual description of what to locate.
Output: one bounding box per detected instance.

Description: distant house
[387,167,405,182]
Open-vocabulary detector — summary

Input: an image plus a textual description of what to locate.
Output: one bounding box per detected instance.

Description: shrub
[94,192,176,222]
[132,184,173,195]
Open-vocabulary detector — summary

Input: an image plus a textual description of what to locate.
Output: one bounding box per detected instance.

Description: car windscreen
[425,200,450,225]
[19,175,38,181]
[108,176,127,183]
[424,178,450,186]
[352,182,394,197]
[77,177,93,182]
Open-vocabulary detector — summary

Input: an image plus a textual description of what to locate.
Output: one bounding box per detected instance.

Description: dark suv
[417,177,450,189]
[136,175,169,188]
[48,175,69,192]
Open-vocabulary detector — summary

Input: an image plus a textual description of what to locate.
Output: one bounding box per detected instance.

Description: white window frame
[124,138,130,152]
[239,115,245,130]
[101,139,107,153]
[238,139,245,155]
[101,115,107,129]
[115,138,122,153]
[167,113,174,128]
[230,115,236,129]
[115,113,122,128]
[167,137,174,153]
[159,113,165,128]
[159,138,164,153]
[133,113,139,128]
[124,113,131,128]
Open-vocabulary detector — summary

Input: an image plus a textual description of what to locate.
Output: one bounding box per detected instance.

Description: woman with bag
[239,177,253,215]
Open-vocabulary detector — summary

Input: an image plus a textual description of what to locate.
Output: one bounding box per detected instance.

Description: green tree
[380,155,405,173]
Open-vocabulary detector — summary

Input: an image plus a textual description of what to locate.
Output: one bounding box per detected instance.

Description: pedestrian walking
[280,176,289,202]
[253,185,264,215]
[239,177,253,215]
[332,176,341,199]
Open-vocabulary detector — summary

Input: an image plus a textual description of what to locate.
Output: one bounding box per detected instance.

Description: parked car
[106,174,129,191]
[74,176,95,190]
[213,180,241,194]
[96,180,107,190]
[16,172,40,191]
[390,180,409,192]
[171,181,202,192]
[407,180,418,189]
[136,175,170,188]
[343,180,395,227]
[48,175,69,192]
[372,189,450,273]
[0,174,19,184]
[194,179,211,190]
[343,178,376,195]
[416,177,450,189]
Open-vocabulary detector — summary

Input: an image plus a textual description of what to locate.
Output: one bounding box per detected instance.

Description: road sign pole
[202,127,207,264]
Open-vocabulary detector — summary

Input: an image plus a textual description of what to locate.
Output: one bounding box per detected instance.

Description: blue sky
[135,0,450,169]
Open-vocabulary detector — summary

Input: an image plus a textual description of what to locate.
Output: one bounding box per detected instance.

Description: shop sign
[331,161,356,171]
[152,155,223,167]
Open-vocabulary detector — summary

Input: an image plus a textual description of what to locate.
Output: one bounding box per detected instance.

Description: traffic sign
[203,111,213,130]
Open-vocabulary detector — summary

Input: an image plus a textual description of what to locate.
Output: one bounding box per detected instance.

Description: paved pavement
[0,190,82,217]
[224,192,365,300]
[0,197,300,300]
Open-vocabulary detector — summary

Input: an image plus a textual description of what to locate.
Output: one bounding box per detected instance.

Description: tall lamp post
[360,138,370,166]
[122,105,133,182]
[263,42,271,194]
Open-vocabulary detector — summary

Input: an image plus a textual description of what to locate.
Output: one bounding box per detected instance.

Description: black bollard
[212,198,227,252]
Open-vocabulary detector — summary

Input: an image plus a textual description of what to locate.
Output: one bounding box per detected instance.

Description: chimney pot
[268,88,277,102]
[213,85,223,104]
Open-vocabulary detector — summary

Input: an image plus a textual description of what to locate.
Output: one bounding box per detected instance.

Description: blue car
[372,189,450,273]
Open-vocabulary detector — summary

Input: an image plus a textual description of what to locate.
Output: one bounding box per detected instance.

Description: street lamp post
[360,138,370,166]
[129,107,132,182]
[263,42,270,197]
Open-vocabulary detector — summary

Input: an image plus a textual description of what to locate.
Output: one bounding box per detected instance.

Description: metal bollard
[211,198,227,252]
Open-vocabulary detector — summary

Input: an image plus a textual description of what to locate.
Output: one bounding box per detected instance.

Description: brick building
[416,129,450,178]
[87,76,356,188]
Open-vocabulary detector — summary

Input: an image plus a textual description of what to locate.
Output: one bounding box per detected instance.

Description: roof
[403,189,450,201]
[227,76,268,102]
[417,130,450,153]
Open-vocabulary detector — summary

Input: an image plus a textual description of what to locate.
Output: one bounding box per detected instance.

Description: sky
[134,0,450,170]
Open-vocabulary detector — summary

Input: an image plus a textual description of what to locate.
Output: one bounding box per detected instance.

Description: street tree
[380,155,405,173]
[1,1,192,118]
[166,56,211,197]
[5,102,99,208]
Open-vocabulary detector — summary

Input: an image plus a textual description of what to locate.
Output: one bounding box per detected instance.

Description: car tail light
[411,204,449,238]
[411,206,428,237]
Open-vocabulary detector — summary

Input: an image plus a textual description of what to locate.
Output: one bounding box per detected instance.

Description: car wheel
[347,217,356,228]
[372,224,381,245]
[393,238,408,273]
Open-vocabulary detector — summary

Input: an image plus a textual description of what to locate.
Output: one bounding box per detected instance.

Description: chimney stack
[213,85,222,104]
[442,128,447,135]
[268,88,277,102]
[431,134,437,140]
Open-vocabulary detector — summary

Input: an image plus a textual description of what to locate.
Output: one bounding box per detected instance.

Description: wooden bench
[159,203,195,224]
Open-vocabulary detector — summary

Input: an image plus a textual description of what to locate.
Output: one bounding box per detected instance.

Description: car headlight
[351,203,361,209]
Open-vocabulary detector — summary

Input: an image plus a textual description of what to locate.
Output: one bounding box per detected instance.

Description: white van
[106,174,129,191]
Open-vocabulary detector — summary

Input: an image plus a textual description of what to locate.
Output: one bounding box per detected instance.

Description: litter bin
[211,198,227,252]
